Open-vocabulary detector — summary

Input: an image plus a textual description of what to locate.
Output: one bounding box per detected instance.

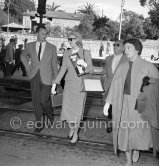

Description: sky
[35,0,150,21]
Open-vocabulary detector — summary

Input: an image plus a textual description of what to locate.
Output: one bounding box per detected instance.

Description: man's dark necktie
[124,61,133,95]
[38,43,42,61]
[13,48,15,60]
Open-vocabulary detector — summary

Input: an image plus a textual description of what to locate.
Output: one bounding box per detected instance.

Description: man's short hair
[10,38,15,43]
[18,44,23,48]
[36,24,46,33]
[124,38,143,55]
[115,40,124,45]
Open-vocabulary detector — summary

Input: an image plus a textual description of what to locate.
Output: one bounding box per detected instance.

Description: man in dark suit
[21,25,58,133]
[11,44,26,76]
[4,38,15,78]
[103,40,127,133]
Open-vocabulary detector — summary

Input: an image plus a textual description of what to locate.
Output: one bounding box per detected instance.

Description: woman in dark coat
[52,31,93,144]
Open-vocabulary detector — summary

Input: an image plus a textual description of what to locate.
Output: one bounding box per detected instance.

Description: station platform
[0,69,158,166]
[0,69,110,144]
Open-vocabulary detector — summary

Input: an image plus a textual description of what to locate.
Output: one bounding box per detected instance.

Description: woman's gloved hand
[103,103,110,116]
[77,59,87,68]
[51,83,57,95]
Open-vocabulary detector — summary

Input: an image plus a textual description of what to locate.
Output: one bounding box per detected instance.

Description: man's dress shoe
[34,127,44,134]
[106,126,112,133]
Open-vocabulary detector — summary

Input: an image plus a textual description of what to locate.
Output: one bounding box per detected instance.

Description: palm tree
[77,2,99,17]
[50,2,61,11]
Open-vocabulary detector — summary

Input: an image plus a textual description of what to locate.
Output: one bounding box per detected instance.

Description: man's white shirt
[36,41,46,60]
[112,54,122,74]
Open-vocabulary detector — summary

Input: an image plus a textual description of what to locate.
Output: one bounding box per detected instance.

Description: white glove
[77,59,87,67]
[103,103,110,116]
[51,83,57,95]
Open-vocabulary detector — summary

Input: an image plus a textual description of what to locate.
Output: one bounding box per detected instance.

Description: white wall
[1,33,159,62]
[51,19,80,28]
[23,16,32,28]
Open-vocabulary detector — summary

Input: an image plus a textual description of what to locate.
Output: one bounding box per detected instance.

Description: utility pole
[102,9,104,17]
[118,0,125,40]
[37,0,46,26]
[7,0,10,36]
[39,14,43,25]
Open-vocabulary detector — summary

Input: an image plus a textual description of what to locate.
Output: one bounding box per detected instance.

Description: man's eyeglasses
[113,43,120,47]
[68,38,76,41]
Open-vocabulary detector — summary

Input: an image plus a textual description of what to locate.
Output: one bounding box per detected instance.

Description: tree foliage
[49,2,61,11]
[93,16,118,40]
[74,14,119,40]
[93,16,109,31]
[3,0,35,23]
[143,18,159,39]
[0,9,8,26]
[74,14,96,39]
[139,0,159,9]
[121,10,145,39]
[106,21,119,40]
[50,25,63,37]
[140,0,159,39]
[148,3,159,26]
[77,3,99,17]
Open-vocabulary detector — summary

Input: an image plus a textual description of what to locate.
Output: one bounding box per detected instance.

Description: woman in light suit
[52,31,93,144]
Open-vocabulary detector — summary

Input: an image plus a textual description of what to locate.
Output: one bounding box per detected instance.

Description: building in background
[22,10,84,32]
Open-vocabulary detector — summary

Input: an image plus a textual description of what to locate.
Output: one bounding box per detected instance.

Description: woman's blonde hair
[69,31,83,48]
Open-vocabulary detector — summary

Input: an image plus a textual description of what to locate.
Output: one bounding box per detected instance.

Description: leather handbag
[51,85,63,107]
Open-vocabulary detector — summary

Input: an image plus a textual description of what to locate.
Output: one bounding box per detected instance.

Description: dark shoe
[4,76,10,79]
[107,126,112,133]
[34,127,43,134]
[44,116,54,128]
[67,135,73,140]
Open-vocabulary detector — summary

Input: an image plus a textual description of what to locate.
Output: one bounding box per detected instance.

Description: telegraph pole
[39,14,43,25]
[7,0,10,35]
[37,0,46,26]
[118,0,125,40]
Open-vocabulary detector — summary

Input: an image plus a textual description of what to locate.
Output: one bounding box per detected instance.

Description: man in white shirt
[103,40,127,133]
[21,25,58,133]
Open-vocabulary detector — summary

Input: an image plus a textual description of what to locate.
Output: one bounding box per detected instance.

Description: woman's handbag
[69,52,85,77]
[81,74,105,92]
[51,85,63,107]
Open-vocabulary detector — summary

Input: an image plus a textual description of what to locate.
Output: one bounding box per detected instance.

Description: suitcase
[51,85,63,107]
[51,94,63,107]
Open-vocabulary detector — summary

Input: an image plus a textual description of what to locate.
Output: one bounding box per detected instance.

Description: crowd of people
[0,25,159,166]
[0,35,27,78]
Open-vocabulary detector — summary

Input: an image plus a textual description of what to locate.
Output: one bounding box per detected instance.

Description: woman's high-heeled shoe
[69,135,79,145]
[132,150,139,163]
[67,135,73,140]
[67,131,74,140]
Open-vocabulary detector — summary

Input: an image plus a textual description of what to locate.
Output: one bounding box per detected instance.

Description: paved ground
[0,134,158,166]
[0,70,159,166]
